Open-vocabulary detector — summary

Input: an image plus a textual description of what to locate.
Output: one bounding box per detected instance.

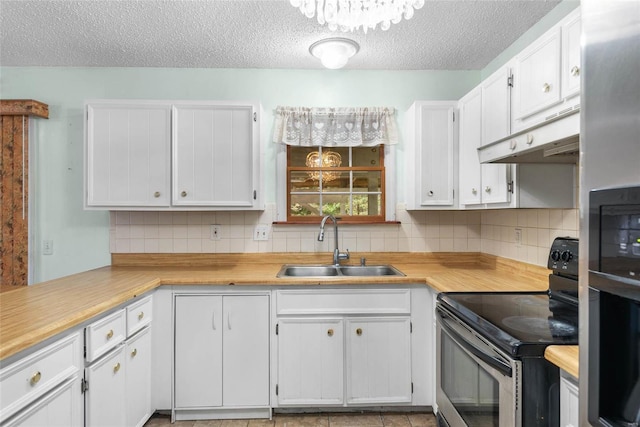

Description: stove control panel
[548,237,579,277]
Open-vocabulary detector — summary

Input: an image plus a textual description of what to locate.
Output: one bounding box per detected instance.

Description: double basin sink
[277,264,405,278]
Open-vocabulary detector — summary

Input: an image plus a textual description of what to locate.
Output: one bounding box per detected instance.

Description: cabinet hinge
[81,378,88,394]
[253,190,257,200]
[276,384,279,395]
[411,382,414,394]
[410,322,413,333]
[254,112,257,122]
[508,180,514,193]
[275,323,279,335]
[452,112,455,122]
[507,75,514,88]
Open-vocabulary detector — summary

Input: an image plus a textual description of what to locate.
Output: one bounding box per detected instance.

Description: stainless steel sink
[277,264,405,278]
[338,265,405,276]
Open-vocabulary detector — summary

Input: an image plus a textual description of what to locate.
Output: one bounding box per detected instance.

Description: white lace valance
[273,106,398,147]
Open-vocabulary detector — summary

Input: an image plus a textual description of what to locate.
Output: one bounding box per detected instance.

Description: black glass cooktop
[437,291,579,358]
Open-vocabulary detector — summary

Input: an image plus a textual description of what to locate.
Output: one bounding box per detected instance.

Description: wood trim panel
[0,100,49,119]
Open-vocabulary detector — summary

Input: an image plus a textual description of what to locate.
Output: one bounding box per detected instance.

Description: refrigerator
[580,0,640,425]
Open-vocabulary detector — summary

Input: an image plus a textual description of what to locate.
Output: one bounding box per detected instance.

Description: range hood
[478,109,579,164]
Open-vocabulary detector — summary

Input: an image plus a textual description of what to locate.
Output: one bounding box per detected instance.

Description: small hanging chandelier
[306,150,342,182]
[290,0,425,33]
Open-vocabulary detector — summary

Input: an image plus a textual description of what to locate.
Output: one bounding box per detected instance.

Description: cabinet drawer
[276,289,411,315]
[126,295,153,337]
[85,309,126,362]
[0,333,81,423]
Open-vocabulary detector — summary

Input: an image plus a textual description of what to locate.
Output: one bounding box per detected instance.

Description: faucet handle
[340,249,350,260]
[360,257,366,266]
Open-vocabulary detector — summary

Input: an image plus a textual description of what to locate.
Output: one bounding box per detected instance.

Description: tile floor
[144,412,438,427]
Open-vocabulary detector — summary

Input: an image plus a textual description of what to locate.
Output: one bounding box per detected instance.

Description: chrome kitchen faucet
[318,215,350,266]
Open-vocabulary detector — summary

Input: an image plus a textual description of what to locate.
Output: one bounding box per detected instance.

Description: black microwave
[589,185,640,427]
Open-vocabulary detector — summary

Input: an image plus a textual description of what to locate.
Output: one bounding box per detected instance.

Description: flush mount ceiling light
[310,38,359,69]
[291,0,424,33]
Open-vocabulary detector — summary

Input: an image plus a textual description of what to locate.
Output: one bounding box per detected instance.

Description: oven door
[436,305,521,427]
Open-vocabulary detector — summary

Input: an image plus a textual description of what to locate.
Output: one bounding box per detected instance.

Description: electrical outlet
[515,228,522,246]
[43,240,54,255]
[210,225,222,241]
[254,225,270,241]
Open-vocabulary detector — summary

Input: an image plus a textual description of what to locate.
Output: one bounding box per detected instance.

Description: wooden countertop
[0,252,553,362]
[545,345,579,378]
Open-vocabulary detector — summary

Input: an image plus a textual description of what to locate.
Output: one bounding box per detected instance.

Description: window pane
[353,171,381,192]
[289,147,319,167]
[290,171,320,192]
[321,195,350,216]
[322,172,349,192]
[290,194,321,217]
[353,147,380,167]
[350,194,381,216]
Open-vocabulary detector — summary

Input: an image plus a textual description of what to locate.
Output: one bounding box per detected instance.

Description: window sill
[273,221,401,226]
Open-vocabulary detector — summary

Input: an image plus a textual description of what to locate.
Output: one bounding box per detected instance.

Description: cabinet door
[346,317,412,404]
[85,346,126,427]
[413,103,455,207]
[459,88,483,206]
[513,28,562,119]
[86,103,171,207]
[481,66,511,146]
[173,104,257,207]
[4,377,82,427]
[125,328,152,427]
[480,164,511,205]
[277,318,344,406]
[561,11,581,99]
[222,295,269,407]
[174,295,223,408]
[560,376,579,427]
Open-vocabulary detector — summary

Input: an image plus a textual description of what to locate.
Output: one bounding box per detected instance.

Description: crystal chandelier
[290,0,425,33]
[306,150,342,182]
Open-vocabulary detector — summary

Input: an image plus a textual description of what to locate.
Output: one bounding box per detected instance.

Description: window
[286,145,385,223]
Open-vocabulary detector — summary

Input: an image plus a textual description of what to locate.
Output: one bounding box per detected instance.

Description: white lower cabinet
[560,373,579,427]
[125,328,152,427]
[277,318,344,406]
[346,318,412,405]
[173,293,270,420]
[275,289,413,408]
[85,345,126,427]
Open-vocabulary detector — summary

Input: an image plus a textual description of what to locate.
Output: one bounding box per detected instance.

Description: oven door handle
[438,310,513,377]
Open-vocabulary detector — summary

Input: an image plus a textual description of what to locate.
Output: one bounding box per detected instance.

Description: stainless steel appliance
[588,186,640,426]
[436,237,579,427]
[580,1,640,424]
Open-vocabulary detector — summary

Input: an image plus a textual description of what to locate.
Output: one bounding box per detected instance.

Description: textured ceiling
[0,0,561,70]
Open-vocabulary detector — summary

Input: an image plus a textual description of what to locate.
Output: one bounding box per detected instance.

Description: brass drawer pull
[131,348,138,358]
[138,311,144,320]
[181,191,187,197]
[113,362,121,373]
[327,329,334,337]
[542,82,551,93]
[154,191,161,198]
[30,371,42,386]
[106,329,114,340]
[356,328,363,336]
[570,66,580,77]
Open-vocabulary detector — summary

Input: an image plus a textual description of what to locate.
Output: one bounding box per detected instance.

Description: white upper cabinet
[481,66,512,146]
[459,87,511,208]
[561,10,582,99]
[85,100,263,211]
[172,103,260,208]
[513,28,562,121]
[405,101,456,209]
[86,103,171,208]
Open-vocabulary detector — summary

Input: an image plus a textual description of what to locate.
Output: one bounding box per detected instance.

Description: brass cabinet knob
[327,329,334,337]
[571,66,580,77]
[485,186,491,193]
[30,371,42,386]
[510,140,517,151]
[356,328,363,336]
[471,188,477,194]
[181,191,187,197]
[138,311,144,320]
[131,348,137,358]
[113,362,121,373]
[428,191,434,196]
[542,83,551,93]
[526,134,534,145]
[106,329,114,340]
[154,191,161,198]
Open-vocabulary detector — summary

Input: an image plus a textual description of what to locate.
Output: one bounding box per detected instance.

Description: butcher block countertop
[545,345,579,378]
[1,252,577,372]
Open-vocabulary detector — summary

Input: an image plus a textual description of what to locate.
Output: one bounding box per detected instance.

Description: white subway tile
[130,239,145,252]
[187,239,203,253]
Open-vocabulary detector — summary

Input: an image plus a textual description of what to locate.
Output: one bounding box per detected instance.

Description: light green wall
[0,67,478,282]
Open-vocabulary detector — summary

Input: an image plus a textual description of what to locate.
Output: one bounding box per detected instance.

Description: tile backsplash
[110,205,578,267]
